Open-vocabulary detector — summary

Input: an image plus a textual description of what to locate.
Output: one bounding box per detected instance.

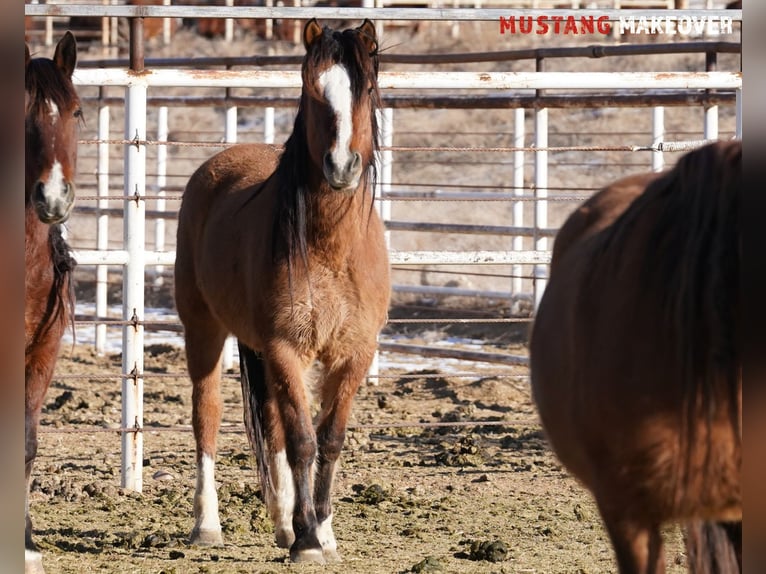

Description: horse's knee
[316,428,345,462]
[287,434,317,469]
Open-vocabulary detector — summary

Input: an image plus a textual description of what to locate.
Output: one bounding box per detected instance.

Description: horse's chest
[275,272,360,352]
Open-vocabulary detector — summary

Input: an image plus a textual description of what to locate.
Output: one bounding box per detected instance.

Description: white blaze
[44,99,66,198]
[318,64,353,169]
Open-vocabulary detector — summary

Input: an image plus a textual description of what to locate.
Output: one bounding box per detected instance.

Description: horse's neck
[25,204,53,278]
[304,180,374,256]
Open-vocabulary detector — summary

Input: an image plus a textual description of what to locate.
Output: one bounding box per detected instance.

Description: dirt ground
[33,341,687,574]
[26,11,740,574]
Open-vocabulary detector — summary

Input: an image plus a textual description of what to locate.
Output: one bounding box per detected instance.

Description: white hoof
[189,528,224,546]
[290,547,326,564]
[25,549,45,574]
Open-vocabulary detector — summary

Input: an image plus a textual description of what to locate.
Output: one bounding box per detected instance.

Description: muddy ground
[32,338,687,574]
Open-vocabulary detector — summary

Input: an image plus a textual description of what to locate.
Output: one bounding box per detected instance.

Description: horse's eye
[74,108,83,119]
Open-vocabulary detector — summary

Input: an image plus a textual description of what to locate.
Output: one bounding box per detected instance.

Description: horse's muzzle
[323,151,363,192]
[33,180,75,224]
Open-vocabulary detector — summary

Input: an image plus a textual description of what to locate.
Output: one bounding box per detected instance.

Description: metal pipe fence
[26,4,742,492]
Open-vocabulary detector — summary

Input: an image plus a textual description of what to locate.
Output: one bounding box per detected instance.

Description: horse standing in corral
[175,19,390,564]
[25,32,80,574]
[530,140,741,574]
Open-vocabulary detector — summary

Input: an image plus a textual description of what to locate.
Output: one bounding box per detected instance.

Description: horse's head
[300,19,380,193]
[25,32,81,224]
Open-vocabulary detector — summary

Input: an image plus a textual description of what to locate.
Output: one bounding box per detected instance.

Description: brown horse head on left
[25,31,81,224]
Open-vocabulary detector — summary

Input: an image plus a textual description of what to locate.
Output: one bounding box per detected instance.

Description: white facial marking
[318,64,353,169]
[45,160,65,197]
[47,99,59,122]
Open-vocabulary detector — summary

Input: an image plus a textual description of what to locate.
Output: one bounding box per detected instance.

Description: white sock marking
[195,453,221,532]
[269,449,296,538]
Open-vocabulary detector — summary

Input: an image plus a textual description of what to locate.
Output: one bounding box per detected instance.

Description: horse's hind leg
[313,349,376,563]
[180,308,228,546]
[601,511,665,574]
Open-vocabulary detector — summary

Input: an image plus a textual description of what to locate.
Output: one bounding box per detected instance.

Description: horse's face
[25,32,81,224]
[301,19,379,193]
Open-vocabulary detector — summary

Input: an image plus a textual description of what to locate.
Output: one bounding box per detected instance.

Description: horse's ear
[303,19,323,50]
[53,31,77,78]
[25,43,31,68]
[357,19,377,54]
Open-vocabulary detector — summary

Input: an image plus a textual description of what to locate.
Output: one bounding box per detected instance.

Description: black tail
[237,340,272,495]
[686,520,741,574]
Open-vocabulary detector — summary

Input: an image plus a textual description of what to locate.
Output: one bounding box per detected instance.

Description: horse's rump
[531,140,741,525]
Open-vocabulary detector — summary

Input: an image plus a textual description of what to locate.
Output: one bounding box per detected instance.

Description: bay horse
[174,19,390,564]
[25,32,80,574]
[530,140,741,574]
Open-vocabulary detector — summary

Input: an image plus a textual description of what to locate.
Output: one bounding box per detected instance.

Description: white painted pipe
[512,107,525,295]
[96,101,110,356]
[121,82,147,493]
[72,70,742,91]
[154,106,168,287]
[533,107,548,310]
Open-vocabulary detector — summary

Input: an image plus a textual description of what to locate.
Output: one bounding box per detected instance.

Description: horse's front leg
[265,346,323,564]
[25,338,62,574]
[313,349,376,563]
[25,405,45,574]
[184,318,228,546]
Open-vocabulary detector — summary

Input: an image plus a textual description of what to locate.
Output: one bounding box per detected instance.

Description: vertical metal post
[512,107,525,296]
[265,0,273,40]
[96,89,110,356]
[704,51,718,140]
[221,87,238,372]
[122,17,146,493]
[154,106,168,286]
[264,107,275,144]
[162,0,172,45]
[225,0,234,42]
[370,107,393,385]
[652,106,664,172]
[735,88,742,139]
[533,58,548,311]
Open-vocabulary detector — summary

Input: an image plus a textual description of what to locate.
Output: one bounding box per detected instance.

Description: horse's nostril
[323,152,334,172]
[350,153,362,172]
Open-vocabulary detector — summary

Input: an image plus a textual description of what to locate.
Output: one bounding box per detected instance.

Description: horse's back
[181,143,281,213]
[550,172,657,270]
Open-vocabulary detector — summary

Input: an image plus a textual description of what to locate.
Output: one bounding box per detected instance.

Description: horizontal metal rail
[386,220,558,237]
[71,249,552,267]
[78,92,738,110]
[72,69,742,90]
[24,5,743,21]
[73,41,741,69]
